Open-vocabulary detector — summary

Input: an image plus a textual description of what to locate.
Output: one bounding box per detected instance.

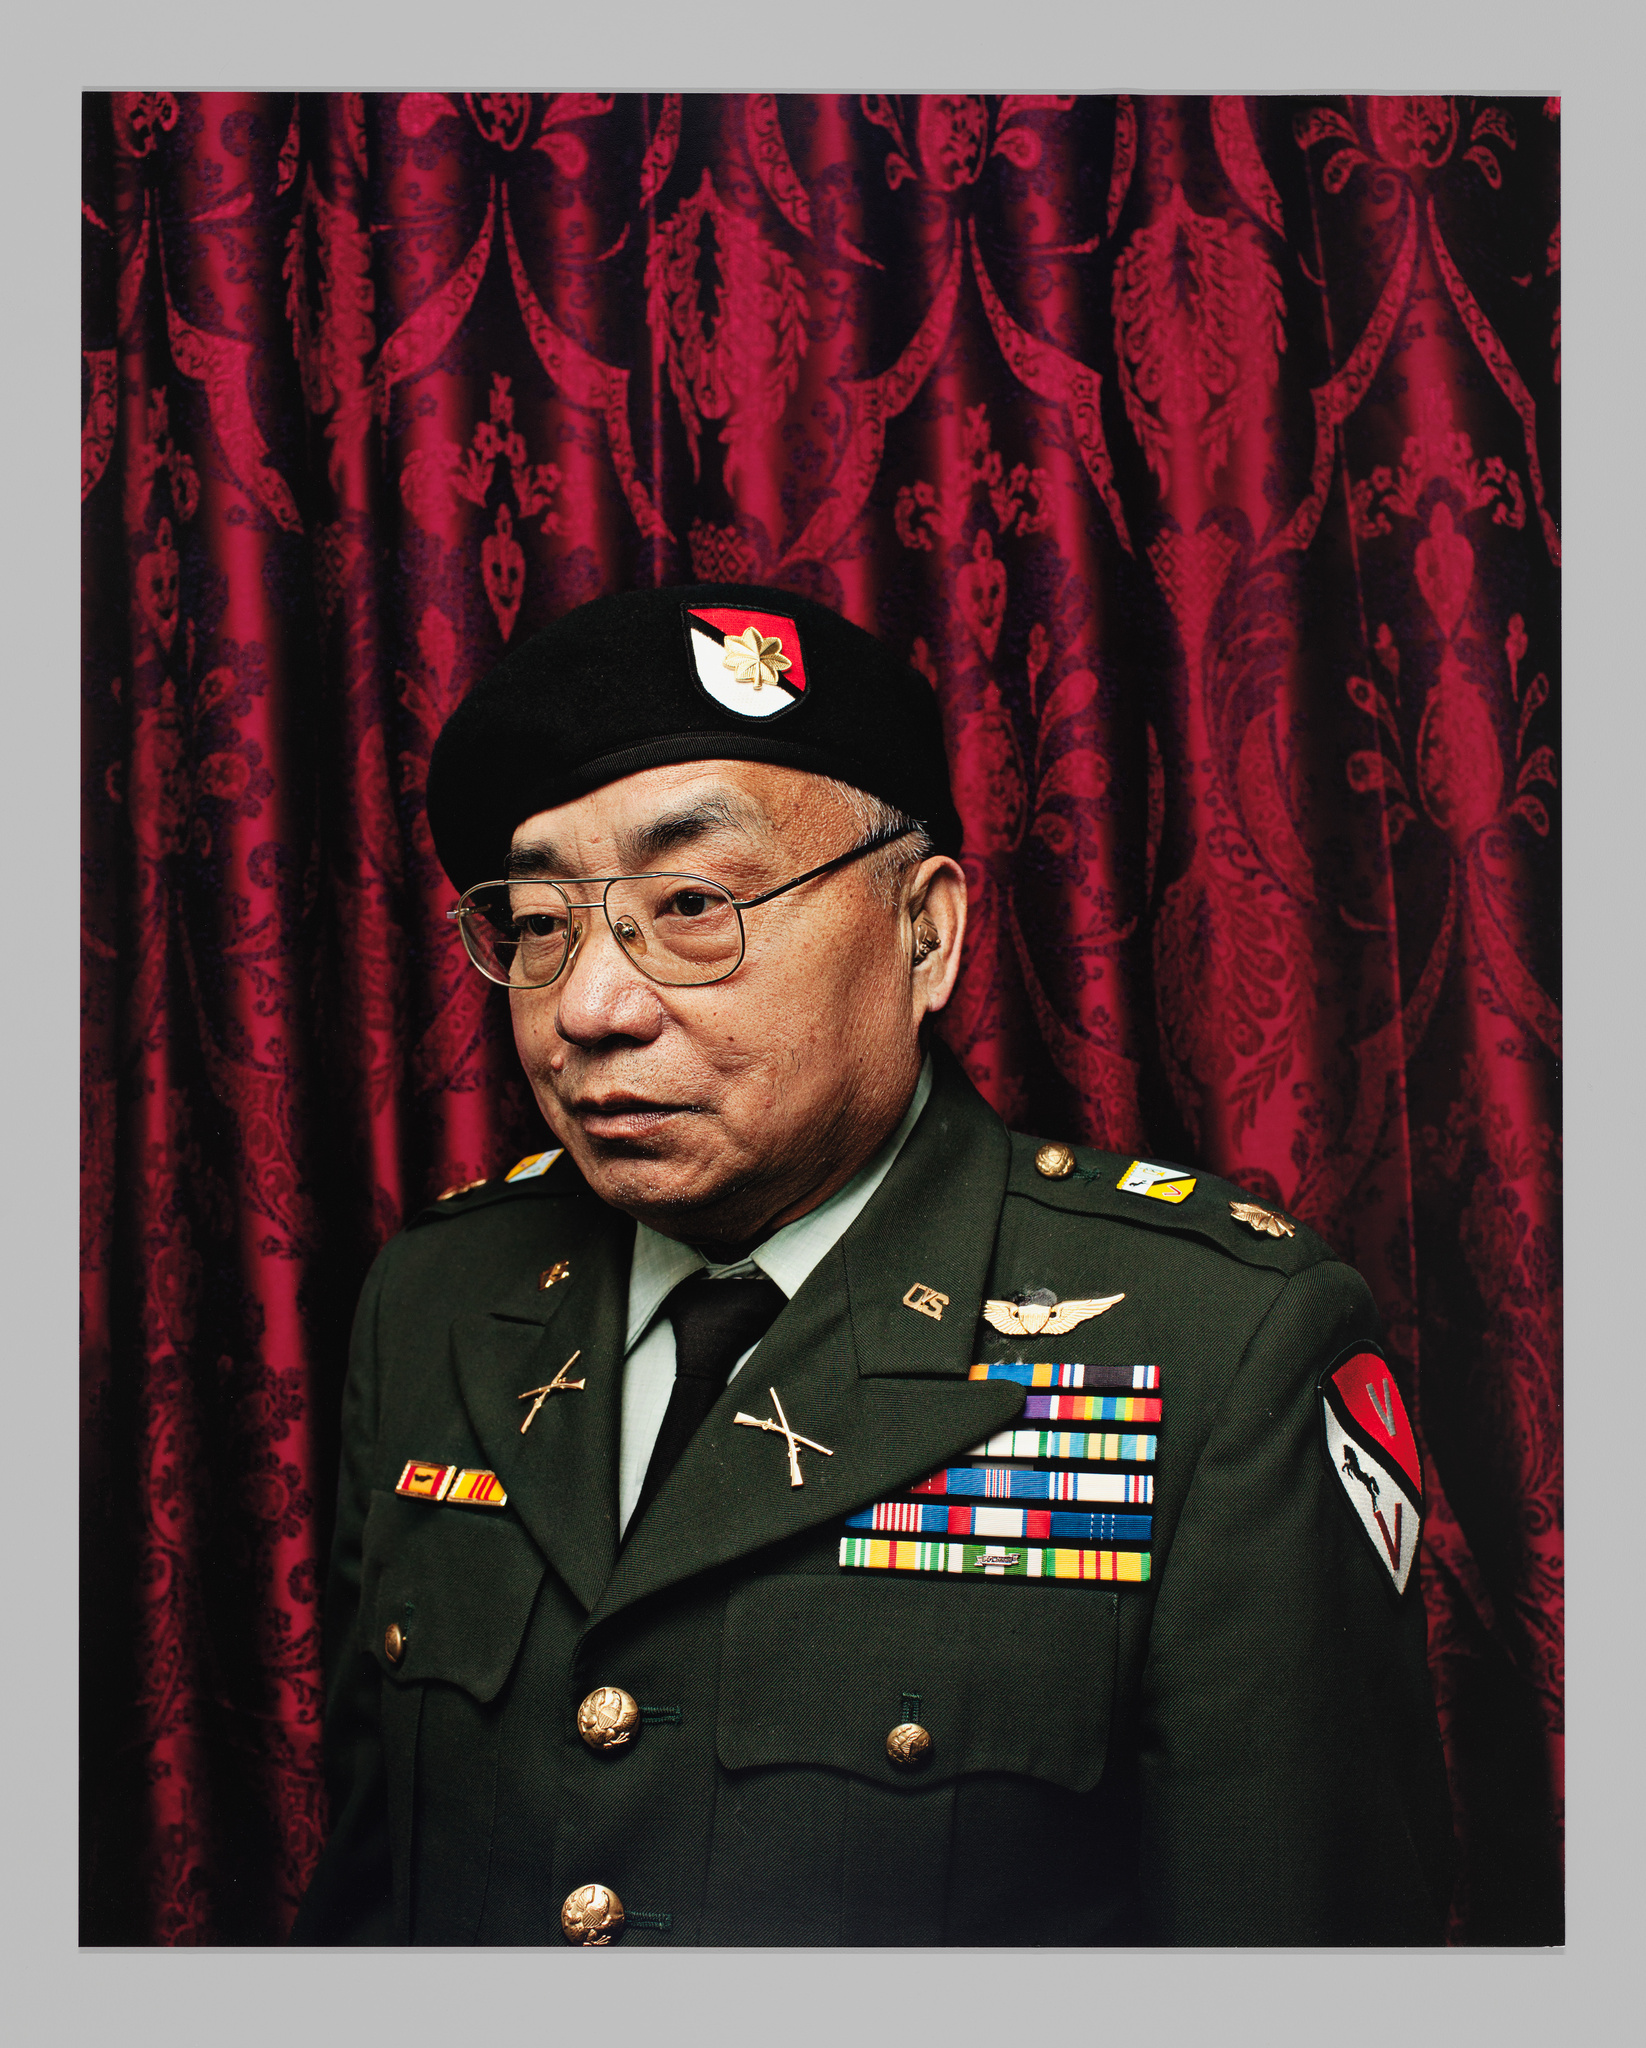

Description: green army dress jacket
[293,1048,1453,1946]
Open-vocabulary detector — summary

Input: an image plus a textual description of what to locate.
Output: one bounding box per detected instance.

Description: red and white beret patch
[1319,1348,1424,1594]
[684,606,807,720]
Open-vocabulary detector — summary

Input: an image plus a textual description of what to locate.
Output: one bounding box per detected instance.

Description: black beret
[425,583,962,891]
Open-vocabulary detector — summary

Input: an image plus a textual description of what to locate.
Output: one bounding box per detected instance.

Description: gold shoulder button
[1034,1142,1076,1180]
[437,1177,489,1201]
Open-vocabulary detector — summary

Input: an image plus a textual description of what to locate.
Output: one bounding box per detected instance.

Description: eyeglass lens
[458,877,746,988]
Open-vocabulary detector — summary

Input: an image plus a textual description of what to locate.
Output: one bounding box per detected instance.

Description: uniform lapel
[449,1211,632,1613]
[587,1052,1025,1630]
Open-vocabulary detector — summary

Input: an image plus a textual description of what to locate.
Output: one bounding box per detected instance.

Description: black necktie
[629,1270,787,1527]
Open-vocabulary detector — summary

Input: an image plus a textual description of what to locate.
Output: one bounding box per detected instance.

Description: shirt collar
[623,1055,934,1352]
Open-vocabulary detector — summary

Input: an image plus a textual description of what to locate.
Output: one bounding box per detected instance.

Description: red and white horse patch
[1319,1349,1423,1594]
[684,605,807,719]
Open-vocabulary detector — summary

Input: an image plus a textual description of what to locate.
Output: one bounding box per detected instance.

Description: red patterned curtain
[80,92,1561,1944]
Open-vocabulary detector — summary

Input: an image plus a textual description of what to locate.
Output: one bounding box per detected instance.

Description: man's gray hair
[820,778,935,907]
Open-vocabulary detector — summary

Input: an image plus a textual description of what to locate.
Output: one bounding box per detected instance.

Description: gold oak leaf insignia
[1229,1199,1296,1239]
[722,626,792,691]
[981,1292,1126,1337]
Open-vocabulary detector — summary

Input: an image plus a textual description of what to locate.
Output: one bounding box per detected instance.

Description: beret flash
[425,583,964,891]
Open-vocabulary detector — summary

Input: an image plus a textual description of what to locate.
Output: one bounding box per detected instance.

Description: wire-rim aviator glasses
[447,821,917,991]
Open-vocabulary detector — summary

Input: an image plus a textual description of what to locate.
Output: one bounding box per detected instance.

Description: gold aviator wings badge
[980,1290,1125,1337]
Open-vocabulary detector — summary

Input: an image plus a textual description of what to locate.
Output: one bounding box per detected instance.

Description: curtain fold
[80,91,1562,1944]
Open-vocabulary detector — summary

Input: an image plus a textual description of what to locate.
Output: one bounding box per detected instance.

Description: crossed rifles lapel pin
[518,1350,585,1433]
[734,1387,834,1488]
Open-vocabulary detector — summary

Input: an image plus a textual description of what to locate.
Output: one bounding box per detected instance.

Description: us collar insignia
[981,1288,1125,1337]
[1230,1198,1296,1238]
[1118,1159,1196,1203]
[1319,1349,1423,1593]
[684,605,808,720]
[902,1281,949,1322]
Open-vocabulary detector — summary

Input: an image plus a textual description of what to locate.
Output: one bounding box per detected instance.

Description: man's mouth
[569,1096,702,1143]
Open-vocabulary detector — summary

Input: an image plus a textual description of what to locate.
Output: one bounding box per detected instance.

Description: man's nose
[550,911,666,1044]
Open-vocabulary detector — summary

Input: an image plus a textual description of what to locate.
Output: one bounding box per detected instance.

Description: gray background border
[14,3,1627,2038]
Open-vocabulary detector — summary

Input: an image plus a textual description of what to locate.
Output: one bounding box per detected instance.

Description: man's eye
[518,913,567,939]
[660,889,713,918]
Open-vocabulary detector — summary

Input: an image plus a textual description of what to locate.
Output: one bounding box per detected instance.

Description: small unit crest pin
[1117,1159,1197,1203]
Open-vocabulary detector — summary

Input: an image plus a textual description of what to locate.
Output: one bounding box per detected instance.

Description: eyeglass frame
[446,819,921,991]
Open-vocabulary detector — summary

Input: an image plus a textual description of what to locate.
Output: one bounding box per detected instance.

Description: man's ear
[905,856,967,1018]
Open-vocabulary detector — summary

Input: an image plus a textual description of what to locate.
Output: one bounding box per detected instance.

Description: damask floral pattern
[81,93,1561,1944]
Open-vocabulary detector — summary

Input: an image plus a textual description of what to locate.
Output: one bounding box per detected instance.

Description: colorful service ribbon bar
[913,1464,1152,1503]
[397,1460,455,1499]
[969,1361,1159,1390]
[847,1501,1152,1542]
[395,1460,508,1507]
[445,1468,508,1506]
[1021,1392,1161,1424]
[968,1429,1159,1464]
[840,1536,1150,1584]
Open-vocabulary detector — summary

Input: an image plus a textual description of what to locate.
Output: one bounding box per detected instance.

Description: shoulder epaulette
[1005,1133,1335,1276]
[407,1146,583,1228]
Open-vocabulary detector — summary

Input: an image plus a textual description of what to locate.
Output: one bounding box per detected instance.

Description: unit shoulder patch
[1318,1348,1423,1594]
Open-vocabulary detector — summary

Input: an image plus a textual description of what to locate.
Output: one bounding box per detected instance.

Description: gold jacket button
[1034,1142,1076,1179]
[886,1721,932,1766]
[577,1686,640,1752]
[383,1624,406,1664]
[561,1883,625,1944]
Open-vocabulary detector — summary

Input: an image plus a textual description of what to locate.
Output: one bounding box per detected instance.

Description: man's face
[505,761,965,1246]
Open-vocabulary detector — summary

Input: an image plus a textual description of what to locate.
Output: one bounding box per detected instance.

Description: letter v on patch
[1318,1349,1424,1593]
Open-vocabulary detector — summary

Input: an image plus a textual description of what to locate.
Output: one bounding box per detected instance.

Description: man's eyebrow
[505,795,763,879]
[505,840,566,878]
[622,796,758,870]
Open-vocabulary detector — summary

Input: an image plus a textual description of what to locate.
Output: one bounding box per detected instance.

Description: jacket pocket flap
[361,1491,545,1702]
[717,1574,1117,1793]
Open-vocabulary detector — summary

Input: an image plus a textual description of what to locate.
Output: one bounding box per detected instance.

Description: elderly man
[293,584,1453,1947]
